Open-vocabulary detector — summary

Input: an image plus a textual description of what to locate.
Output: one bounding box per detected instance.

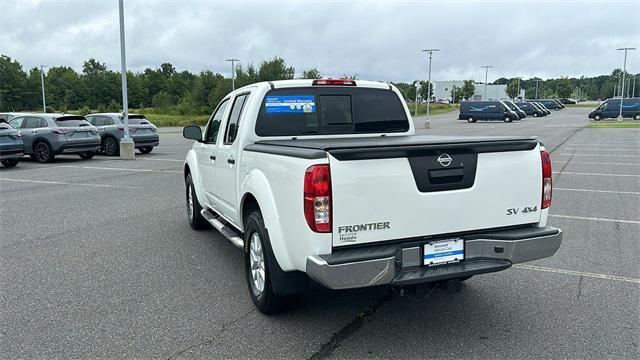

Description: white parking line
[560,153,639,157]
[59,165,182,173]
[549,214,640,224]
[553,161,640,166]
[514,264,640,284]
[137,158,184,162]
[555,187,640,195]
[565,148,640,152]
[553,171,640,177]
[0,177,136,189]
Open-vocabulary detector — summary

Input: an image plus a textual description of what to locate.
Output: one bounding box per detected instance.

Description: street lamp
[633,74,637,98]
[481,65,493,100]
[421,49,439,120]
[40,65,47,113]
[225,58,240,91]
[617,47,636,120]
[118,0,134,159]
[534,79,543,99]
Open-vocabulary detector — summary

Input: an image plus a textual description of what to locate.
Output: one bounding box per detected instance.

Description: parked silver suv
[8,113,101,163]
[0,121,24,168]
[85,113,159,156]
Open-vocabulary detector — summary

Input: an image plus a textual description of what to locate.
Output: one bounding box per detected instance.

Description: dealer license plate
[423,238,464,266]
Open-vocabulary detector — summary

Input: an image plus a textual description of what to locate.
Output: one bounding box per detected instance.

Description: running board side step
[200,209,244,249]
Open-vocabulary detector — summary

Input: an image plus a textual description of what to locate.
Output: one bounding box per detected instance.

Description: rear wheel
[533,113,538,117]
[138,146,153,154]
[33,142,54,163]
[594,114,602,121]
[467,117,476,123]
[244,211,289,314]
[634,114,640,120]
[1,159,19,168]
[504,116,513,123]
[79,151,95,160]
[103,137,119,156]
[185,173,208,230]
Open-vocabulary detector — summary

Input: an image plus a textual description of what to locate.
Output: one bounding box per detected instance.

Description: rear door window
[255,87,408,136]
[224,94,248,144]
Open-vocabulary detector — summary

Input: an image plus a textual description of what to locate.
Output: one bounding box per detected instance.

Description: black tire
[103,136,119,156]
[138,146,153,154]
[467,117,476,123]
[533,113,538,117]
[1,159,19,168]
[185,173,208,230]
[594,115,601,121]
[504,116,513,123]
[33,142,54,163]
[634,114,640,120]
[79,151,95,160]
[244,211,289,314]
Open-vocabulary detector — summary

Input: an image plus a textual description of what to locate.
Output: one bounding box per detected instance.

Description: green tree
[460,80,475,100]
[506,79,519,99]
[556,78,572,98]
[258,57,295,81]
[0,55,28,111]
[301,68,321,79]
[152,91,173,110]
[418,80,433,101]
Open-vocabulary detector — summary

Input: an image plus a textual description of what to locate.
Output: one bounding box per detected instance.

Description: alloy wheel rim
[249,233,266,295]
[36,144,48,162]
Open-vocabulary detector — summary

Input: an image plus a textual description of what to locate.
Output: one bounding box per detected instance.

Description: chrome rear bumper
[306,226,562,290]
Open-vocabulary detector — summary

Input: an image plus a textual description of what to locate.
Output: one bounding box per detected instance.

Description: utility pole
[421,49,439,120]
[515,77,522,100]
[118,0,134,159]
[481,65,493,100]
[225,58,239,91]
[633,74,636,98]
[40,65,47,113]
[534,79,542,99]
[617,47,636,120]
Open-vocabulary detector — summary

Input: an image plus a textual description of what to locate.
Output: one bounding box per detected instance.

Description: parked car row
[458,99,555,123]
[588,97,640,120]
[0,112,159,167]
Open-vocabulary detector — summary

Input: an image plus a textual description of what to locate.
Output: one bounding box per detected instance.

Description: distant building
[432,80,465,102]
[430,81,526,102]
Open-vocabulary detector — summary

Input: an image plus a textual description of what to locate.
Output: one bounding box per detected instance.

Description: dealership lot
[0,108,638,358]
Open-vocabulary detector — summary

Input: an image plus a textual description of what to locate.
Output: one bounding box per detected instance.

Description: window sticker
[265,95,315,113]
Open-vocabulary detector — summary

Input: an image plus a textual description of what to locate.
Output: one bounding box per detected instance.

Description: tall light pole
[534,79,542,99]
[617,47,636,120]
[40,65,47,113]
[515,76,522,100]
[118,0,134,159]
[633,74,636,98]
[481,65,493,100]
[421,49,439,119]
[225,58,239,91]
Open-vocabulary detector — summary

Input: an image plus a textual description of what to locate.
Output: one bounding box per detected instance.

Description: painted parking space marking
[136,158,184,162]
[58,165,182,173]
[514,264,640,285]
[553,171,640,177]
[0,177,137,189]
[554,187,640,195]
[559,153,639,158]
[553,161,640,166]
[549,214,640,224]
[565,148,640,152]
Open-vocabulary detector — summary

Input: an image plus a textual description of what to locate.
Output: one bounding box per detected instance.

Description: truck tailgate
[326,137,542,247]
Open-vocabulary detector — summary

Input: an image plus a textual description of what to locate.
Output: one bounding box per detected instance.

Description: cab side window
[23,117,47,129]
[224,94,248,144]
[8,117,24,129]
[204,99,229,143]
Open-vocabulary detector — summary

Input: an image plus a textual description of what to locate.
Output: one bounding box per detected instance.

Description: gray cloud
[1,0,638,82]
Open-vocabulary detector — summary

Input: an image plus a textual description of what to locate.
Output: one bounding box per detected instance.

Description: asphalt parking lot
[1,107,638,359]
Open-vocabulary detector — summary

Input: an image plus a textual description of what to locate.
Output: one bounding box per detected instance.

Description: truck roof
[236,79,392,92]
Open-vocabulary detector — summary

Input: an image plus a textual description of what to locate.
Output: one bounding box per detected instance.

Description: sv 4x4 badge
[506,206,538,215]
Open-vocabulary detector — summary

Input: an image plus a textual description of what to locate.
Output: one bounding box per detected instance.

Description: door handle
[227,158,235,164]
[209,154,216,160]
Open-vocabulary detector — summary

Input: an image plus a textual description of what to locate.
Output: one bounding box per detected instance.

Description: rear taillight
[52,129,72,135]
[312,79,356,86]
[541,149,552,209]
[304,164,332,233]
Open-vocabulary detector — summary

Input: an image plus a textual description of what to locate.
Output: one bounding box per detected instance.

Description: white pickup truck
[182,79,562,313]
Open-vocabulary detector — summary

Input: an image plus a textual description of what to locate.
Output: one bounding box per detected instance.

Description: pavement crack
[308,289,395,360]
[167,308,257,359]
[576,275,584,300]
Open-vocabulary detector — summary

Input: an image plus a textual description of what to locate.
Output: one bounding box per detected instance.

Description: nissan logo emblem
[437,153,452,167]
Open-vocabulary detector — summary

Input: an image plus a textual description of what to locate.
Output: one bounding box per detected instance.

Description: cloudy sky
[1,0,638,82]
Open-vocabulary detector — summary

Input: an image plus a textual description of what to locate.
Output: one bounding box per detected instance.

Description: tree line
[0,53,636,114]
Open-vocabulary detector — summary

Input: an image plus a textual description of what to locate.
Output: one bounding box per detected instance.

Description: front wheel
[504,116,513,123]
[244,211,289,314]
[467,117,476,123]
[185,173,208,230]
[594,115,602,121]
[634,114,640,120]
[533,113,538,117]
[138,146,153,154]
[1,159,19,168]
[79,151,95,160]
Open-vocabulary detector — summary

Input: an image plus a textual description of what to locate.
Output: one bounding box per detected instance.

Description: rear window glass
[123,115,150,125]
[0,122,12,129]
[55,116,90,127]
[255,87,408,136]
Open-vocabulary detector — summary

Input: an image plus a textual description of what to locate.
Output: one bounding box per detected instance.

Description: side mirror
[183,125,203,141]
